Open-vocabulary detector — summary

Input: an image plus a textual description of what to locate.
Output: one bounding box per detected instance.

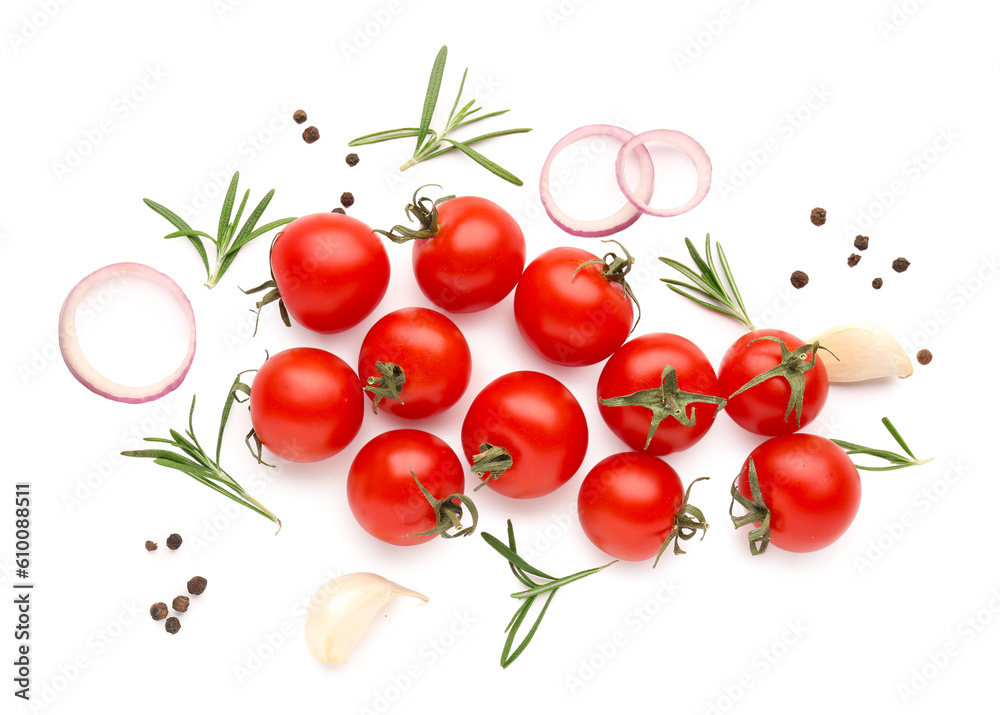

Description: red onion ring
[58,262,196,403]
[615,129,712,217]
[539,124,655,237]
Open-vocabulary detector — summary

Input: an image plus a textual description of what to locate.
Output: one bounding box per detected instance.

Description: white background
[3,0,999,713]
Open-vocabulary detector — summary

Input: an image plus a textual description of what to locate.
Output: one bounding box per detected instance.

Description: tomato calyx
[729,458,771,555]
[404,469,479,539]
[242,235,292,335]
[654,476,711,567]
[363,361,406,414]
[729,337,837,428]
[374,184,457,243]
[573,239,641,332]
[470,442,514,492]
[600,365,727,450]
[225,367,276,468]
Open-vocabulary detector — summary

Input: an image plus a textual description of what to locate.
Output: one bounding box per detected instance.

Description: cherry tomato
[357,307,472,419]
[269,212,390,333]
[410,195,526,313]
[718,329,829,436]
[597,333,724,455]
[578,452,707,563]
[514,246,634,366]
[733,433,861,553]
[347,429,469,546]
[249,348,364,463]
[461,371,588,499]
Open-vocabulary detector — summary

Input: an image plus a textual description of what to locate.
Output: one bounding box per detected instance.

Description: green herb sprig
[832,417,932,471]
[122,375,280,532]
[348,46,531,185]
[482,520,615,668]
[144,171,295,288]
[659,235,755,331]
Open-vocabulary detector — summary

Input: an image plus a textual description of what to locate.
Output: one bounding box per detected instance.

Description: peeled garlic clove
[809,321,913,382]
[304,572,428,664]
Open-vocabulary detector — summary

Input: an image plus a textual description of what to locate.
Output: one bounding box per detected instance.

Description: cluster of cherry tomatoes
[243,187,862,561]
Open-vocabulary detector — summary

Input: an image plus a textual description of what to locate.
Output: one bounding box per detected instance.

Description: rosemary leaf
[416,45,448,152]
[444,139,523,186]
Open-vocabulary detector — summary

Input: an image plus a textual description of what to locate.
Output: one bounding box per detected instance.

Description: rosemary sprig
[143,171,295,288]
[348,45,531,185]
[121,376,281,532]
[659,234,755,331]
[482,520,615,668]
[832,417,932,471]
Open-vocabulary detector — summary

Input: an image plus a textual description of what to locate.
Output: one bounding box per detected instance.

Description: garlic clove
[304,572,428,664]
[809,321,913,382]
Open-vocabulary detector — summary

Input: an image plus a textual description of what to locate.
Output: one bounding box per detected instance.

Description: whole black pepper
[172,595,190,613]
[166,533,182,550]
[892,257,911,273]
[872,277,883,290]
[165,617,181,635]
[810,207,827,226]
[302,126,320,144]
[854,235,870,251]
[847,253,861,267]
[340,192,355,208]
[790,270,809,289]
[346,153,360,167]
[293,109,307,124]
[331,207,346,215]
[150,602,168,621]
[917,349,933,365]
[145,540,158,552]
[187,576,208,595]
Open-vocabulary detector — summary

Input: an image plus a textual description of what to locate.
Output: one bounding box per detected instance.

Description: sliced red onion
[539,124,655,237]
[58,262,196,403]
[615,129,712,217]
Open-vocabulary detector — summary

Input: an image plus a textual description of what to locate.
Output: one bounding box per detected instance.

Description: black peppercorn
[145,540,157,552]
[340,192,355,208]
[331,207,346,215]
[165,617,181,635]
[172,596,190,613]
[346,153,360,167]
[847,253,861,267]
[150,602,168,621]
[872,277,883,290]
[892,257,911,273]
[166,533,182,550]
[302,126,320,144]
[810,207,826,226]
[790,271,809,289]
[854,235,870,251]
[293,109,307,124]
[187,576,208,595]
[917,349,933,365]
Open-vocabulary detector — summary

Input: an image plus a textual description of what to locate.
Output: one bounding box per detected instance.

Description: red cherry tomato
[410,195,526,313]
[718,329,829,436]
[578,452,709,562]
[733,433,861,553]
[514,246,634,366]
[597,333,724,455]
[357,307,472,419]
[249,348,364,463]
[269,212,390,333]
[461,371,588,499]
[347,429,469,546]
